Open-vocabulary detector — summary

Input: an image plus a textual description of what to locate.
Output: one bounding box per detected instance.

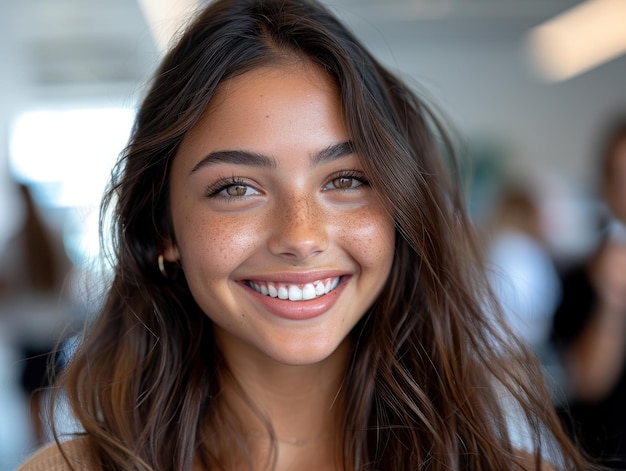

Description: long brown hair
[53,0,592,469]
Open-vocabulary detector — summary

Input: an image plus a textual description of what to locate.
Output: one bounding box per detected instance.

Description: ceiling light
[525,0,626,82]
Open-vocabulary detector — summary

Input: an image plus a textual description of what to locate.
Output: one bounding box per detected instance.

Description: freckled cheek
[185,216,265,273]
[336,209,395,269]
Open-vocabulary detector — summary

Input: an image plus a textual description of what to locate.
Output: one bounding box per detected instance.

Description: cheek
[339,207,395,270]
[178,211,264,274]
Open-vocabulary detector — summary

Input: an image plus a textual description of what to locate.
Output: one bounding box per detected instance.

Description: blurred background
[0,0,625,469]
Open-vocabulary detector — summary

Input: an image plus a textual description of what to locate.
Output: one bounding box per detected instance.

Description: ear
[162,239,180,262]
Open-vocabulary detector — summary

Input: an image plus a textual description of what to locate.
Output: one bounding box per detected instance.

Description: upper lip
[239,270,347,285]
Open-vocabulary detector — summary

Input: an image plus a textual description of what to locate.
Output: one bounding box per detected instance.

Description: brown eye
[322,173,367,191]
[332,177,358,189]
[205,179,261,199]
[226,184,248,196]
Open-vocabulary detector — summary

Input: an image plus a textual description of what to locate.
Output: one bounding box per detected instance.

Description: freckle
[265,114,270,118]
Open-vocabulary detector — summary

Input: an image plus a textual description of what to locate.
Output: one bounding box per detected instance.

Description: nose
[267,194,329,262]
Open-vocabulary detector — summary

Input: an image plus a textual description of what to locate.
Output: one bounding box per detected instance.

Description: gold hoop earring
[158,254,168,278]
[158,254,180,279]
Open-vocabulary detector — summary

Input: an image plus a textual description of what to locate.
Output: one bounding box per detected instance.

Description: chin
[265,338,349,367]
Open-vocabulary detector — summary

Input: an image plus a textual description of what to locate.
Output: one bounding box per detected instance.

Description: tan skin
[164,60,395,470]
[563,137,626,401]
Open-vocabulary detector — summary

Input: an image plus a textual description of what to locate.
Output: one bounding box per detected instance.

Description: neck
[212,339,351,470]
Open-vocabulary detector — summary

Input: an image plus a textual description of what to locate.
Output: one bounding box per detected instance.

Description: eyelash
[204,176,257,199]
[324,170,370,191]
[203,170,370,199]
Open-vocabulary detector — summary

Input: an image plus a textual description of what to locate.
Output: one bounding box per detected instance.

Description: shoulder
[16,437,92,471]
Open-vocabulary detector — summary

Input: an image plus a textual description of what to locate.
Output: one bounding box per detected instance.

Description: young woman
[18,0,594,469]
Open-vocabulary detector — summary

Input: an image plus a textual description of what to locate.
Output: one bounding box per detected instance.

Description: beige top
[16,437,556,470]
[17,439,90,471]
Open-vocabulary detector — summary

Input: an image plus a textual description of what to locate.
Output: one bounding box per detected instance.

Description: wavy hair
[53,0,592,469]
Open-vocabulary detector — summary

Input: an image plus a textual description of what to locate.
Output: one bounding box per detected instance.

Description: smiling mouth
[247,277,341,301]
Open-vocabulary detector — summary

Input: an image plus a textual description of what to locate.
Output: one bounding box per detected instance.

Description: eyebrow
[312,141,355,165]
[189,141,355,174]
[190,150,275,173]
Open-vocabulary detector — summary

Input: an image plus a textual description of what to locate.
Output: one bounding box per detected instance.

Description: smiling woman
[17,0,594,470]
[163,62,394,368]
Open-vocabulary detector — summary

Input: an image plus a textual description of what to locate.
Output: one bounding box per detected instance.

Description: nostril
[268,205,329,261]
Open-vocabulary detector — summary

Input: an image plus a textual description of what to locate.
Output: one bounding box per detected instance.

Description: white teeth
[302,283,316,300]
[248,277,341,302]
[288,285,302,301]
[323,277,339,295]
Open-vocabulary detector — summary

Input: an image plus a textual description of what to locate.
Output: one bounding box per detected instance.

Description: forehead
[167,60,358,185]
[211,60,337,114]
[176,61,346,157]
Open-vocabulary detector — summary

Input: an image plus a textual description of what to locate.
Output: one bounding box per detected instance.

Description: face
[164,61,395,367]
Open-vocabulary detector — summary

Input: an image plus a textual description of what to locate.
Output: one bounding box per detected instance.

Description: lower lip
[241,277,348,321]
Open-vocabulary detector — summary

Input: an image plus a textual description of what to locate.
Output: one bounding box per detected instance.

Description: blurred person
[551,116,626,469]
[0,182,73,447]
[484,181,562,359]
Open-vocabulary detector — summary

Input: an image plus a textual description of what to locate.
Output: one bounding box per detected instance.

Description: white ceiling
[0,0,154,105]
[1,0,625,205]
[0,0,586,98]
